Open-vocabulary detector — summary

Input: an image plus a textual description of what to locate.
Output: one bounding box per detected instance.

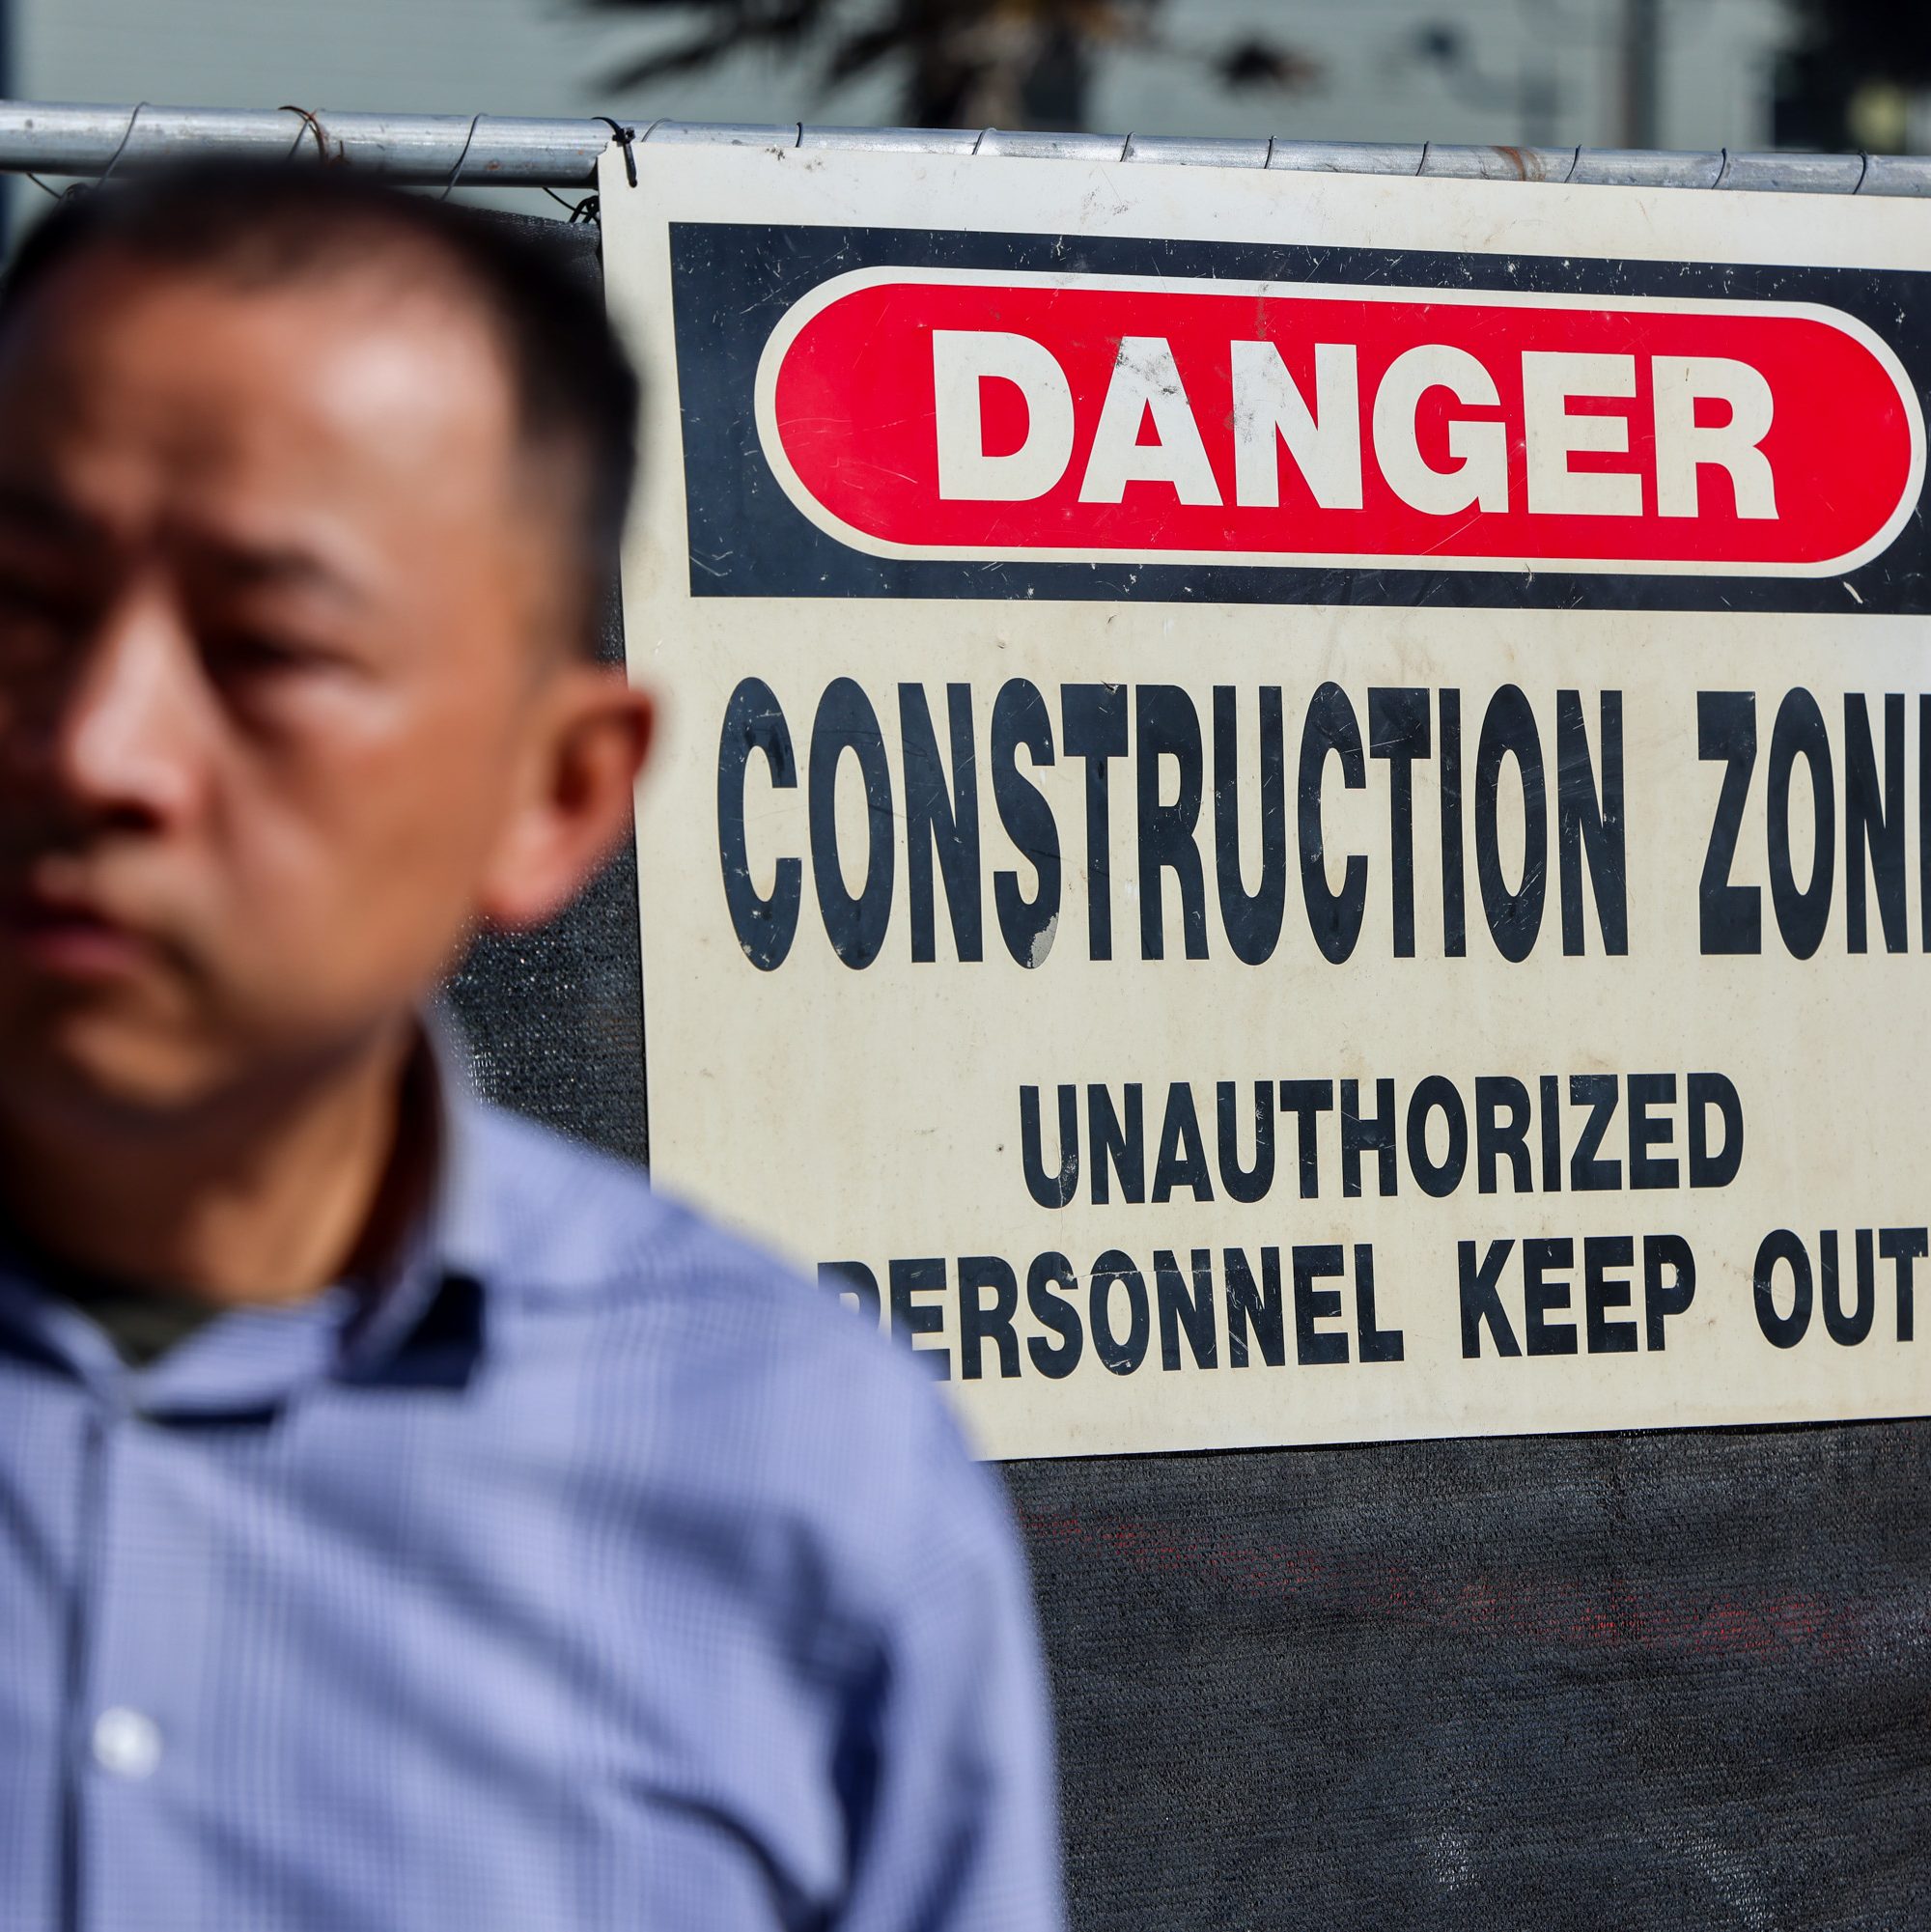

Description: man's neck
[0,1021,429,1309]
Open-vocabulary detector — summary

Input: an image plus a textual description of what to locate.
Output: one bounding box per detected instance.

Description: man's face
[0,252,585,1131]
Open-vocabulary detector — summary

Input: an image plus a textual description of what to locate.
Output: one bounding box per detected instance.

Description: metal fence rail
[2,98,1929,196]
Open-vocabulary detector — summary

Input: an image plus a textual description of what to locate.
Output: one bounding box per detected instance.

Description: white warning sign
[602,139,1931,1459]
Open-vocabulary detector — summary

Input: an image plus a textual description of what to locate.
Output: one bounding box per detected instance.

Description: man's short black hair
[0,160,639,656]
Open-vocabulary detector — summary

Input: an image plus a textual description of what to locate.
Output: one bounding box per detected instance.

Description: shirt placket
[57,1286,358,1932]
[64,1376,222,1932]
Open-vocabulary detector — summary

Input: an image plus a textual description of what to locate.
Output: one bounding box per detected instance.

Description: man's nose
[48,584,211,831]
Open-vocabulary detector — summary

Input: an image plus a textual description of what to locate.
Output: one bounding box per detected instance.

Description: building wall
[17,0,1789,154]
[1094,0,1784,152]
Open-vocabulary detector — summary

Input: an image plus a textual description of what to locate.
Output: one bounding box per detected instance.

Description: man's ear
[473,666,655,932]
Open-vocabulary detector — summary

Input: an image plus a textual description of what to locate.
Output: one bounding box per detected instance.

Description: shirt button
[92,1706,162,1780]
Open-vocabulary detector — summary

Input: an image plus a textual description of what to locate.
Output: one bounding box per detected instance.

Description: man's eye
[204,630,324,676]
[0,575,79,665]
[0,573,77,625]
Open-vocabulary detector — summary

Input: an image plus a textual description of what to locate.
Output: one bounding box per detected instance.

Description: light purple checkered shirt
[0,1039,1063,1931]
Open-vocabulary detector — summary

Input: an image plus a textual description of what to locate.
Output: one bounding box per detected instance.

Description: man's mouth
[0,886,157,981]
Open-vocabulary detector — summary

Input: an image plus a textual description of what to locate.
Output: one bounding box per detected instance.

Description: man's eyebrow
[197,535,373,609]
[0,484,374,608]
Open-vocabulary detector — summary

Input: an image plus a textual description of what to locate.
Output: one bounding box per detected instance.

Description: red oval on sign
[755,268,1923,576]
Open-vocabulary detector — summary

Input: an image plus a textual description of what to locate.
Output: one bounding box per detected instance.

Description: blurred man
[0,163,1061,1932]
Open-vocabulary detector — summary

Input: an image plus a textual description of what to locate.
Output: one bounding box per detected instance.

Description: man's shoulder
[457,1100,1005,1602]
[462,1099,810,1304]
[459,1100,939,1426]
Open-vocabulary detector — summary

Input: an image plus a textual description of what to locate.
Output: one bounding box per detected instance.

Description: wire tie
[597,116,638,188]
[441,112,483,200]
[279,104,329,164]
[96,100,149,186]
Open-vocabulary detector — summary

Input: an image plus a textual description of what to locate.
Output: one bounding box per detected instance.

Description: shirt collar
[331,1001,497,1386]
[0,1005,494,1414]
